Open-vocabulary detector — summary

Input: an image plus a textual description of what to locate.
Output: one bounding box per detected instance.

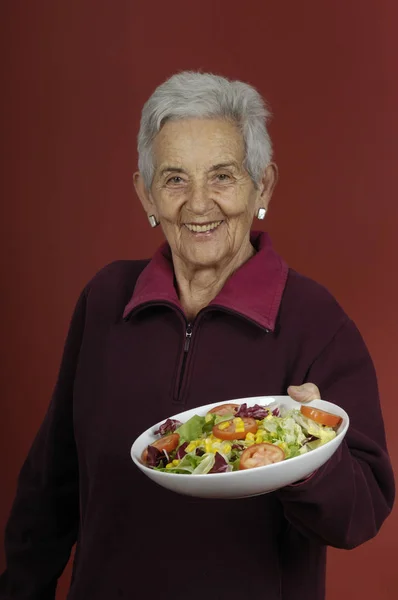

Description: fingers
[287,382,321,403]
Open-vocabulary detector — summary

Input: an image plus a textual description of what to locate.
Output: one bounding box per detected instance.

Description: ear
[257,162,278,211]
[133,171,156,217]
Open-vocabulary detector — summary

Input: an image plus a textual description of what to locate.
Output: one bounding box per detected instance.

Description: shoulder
[278,268,350,345]
[284,268,346,313]
[86,259,149,291]
[82,259,150,319]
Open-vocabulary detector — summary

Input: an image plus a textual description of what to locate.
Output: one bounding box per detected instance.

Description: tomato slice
[212,417,258,440]
[141,433,180,462]
[208,403,240,416]
[300,405,342,428]
[239,443,285,470]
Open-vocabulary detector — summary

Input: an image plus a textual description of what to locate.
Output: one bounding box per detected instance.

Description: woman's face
[135,118,276,270]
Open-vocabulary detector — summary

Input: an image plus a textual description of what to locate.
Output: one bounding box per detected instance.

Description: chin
[182,248,227,268]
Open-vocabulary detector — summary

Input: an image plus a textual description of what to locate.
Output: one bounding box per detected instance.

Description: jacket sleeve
[0,289,87,599]
[276,318,395,549]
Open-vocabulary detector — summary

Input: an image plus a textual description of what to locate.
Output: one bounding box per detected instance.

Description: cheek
[217,187,257,218]
[155,193,185,221]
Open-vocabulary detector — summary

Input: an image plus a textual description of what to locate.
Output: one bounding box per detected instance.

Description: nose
[186,181,215,215]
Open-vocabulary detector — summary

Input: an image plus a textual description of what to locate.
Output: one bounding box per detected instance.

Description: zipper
[176,322,193,400]
[174,307,270,403]
[128,303,269,403]
[184,322,193,352]
[126,303,195,403]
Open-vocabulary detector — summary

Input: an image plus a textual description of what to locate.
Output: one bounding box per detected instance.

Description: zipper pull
[184,323,193,352]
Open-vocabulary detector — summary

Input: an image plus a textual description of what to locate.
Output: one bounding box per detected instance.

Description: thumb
[287,382,321,403]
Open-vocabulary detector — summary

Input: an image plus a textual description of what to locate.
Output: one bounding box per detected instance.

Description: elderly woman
[0,71,394,600]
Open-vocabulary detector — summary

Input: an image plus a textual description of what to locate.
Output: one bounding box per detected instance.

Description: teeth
[185,221,222,233]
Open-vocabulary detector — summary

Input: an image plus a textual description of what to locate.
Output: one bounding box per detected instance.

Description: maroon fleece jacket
[0,231,394,600]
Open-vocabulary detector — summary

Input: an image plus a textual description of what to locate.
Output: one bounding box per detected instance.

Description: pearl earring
[148,214,159,228]
[257,207,267,220]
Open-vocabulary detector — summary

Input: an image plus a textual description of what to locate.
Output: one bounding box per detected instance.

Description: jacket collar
[123,231,288,332]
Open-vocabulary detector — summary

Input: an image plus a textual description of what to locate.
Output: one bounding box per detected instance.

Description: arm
[0,290,87,599]
[277,318,395,549]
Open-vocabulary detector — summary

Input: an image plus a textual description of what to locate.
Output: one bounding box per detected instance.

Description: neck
[172,239,256,321]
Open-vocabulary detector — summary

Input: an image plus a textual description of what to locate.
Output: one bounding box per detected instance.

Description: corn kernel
[172,459,180,466]
[223,444,232,454]
[186,442,196,453]
[275,442,288,452]
[246,432,255,441]
[233,417,245,432]
[255,433,263,443]
[165,463,174,469]
[218,421,231,430]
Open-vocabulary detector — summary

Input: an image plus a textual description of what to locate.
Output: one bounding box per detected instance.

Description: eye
[166,176,184,185]
[215,173,232,182]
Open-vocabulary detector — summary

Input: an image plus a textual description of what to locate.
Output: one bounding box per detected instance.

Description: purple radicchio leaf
[236,403,270,419]
[176,441,189,459]
[272,407,280,417]
[209,452,230,474]
[145,445,164,468]
[235,403,249,416]
[195,448,205,457]
[231,443,245,451]
[154,418,182,436]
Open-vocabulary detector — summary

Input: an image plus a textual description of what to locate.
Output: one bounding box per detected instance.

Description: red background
[1,1,397,598]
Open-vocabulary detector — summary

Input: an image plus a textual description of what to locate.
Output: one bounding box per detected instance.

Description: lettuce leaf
[175,415,207,444]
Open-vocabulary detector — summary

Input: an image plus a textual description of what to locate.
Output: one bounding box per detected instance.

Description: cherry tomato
[212,417,258,440]
[208,403,240,416]
[141,433,180,463]
[239,443,285,470]
[300,406,342,428]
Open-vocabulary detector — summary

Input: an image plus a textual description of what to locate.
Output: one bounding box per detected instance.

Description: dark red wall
[1,1,397,598]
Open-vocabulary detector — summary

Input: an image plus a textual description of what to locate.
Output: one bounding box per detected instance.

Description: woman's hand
[287,382,321,403]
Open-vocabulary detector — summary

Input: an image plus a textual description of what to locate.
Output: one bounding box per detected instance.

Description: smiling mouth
[184,220,223,233]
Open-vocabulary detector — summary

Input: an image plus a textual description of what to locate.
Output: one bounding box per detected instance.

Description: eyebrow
[208,162,239,172]
[159,166,186,177]
[159,162,239,177]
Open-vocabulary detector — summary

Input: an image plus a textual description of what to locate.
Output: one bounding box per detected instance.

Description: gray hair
[137,70,273,189]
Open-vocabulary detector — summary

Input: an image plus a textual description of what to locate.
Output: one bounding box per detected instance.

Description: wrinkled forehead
[152,117,246,172]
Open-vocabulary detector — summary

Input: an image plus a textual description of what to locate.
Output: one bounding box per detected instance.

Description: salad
[141,402,343,474]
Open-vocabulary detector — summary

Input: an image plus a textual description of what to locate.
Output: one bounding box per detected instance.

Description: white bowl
[130,395,349,499]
